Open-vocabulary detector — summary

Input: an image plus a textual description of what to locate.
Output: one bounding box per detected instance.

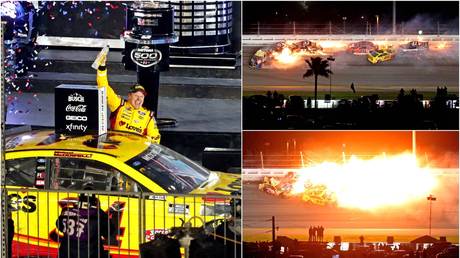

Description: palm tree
[303,57,332,109]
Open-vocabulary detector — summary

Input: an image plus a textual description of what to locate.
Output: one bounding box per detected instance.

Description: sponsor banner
[55,84,105,135]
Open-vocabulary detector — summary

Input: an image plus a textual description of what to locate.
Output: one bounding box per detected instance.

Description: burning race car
[347,41,377,55]
[258,172,296,198]
[258,172,336,205]
[288,40,323,54]
[249,40,325,69]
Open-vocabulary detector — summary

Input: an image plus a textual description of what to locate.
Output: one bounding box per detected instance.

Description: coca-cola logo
[131,46,162,68]
[66,104,87,113]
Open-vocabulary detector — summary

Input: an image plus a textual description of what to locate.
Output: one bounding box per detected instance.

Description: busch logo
[68,93,85,102]
[131,46,162,68]
[66,104,87,112]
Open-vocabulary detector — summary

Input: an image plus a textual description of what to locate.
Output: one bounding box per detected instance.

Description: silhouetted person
[273,91,279,100]
[398,88,405,102]
[308,226,313,242]
[318,226,324,242]
[313,226,317,242]
[307,97,312,109]
[359,235,364,245]
[267,91,273,99]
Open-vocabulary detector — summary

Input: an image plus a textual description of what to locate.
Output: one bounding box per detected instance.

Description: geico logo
[66,115,87,121]
[126,124,142,133]
[134,52,159,60]
[8,194,37,213]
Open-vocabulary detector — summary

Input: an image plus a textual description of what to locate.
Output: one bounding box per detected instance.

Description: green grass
[243,91,441,100]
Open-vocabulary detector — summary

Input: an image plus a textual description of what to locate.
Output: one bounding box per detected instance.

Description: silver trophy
[91,45,110,70]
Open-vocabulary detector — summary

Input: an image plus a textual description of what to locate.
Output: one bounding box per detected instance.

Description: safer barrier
[4,188,241,258]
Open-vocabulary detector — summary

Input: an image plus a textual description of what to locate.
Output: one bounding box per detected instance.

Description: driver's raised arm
[96,56,122,112]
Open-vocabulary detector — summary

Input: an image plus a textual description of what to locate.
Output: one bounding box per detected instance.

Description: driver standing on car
[96,53,161,144]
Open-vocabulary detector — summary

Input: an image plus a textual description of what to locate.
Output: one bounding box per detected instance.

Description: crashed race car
[258,173,295,198]
[249,40,324,69]
[367,48,395,64]
[289,40,323,54]
[347,41,376,55]
[399,41,429,52]
[249,48,272,69]
[258,173,336,205]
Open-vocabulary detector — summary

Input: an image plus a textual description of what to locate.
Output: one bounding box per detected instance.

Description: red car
[347,41,376,55]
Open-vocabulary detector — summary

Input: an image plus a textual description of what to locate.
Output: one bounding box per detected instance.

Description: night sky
[243,1,459,26]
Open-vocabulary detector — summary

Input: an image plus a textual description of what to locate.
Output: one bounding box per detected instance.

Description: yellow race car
[5,129,241,257]
[367,49,395,64]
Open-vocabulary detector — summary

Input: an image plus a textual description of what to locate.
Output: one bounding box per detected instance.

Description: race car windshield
[127,145,210,193]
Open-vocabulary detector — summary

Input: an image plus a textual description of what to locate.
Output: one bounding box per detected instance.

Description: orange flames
[431,42,450,51]
[289,153,436,211]
[319,40,347,51]
[270,41,327,66]
[272,47,299,64]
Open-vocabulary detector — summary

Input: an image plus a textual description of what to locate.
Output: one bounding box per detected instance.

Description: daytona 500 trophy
[122,2,178,127]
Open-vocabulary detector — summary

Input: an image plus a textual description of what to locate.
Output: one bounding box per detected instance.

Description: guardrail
[243,34,459,46]
[244,22,457,36]
[3,188,241,258]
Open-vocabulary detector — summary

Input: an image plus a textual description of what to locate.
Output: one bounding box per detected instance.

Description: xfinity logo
[131,46,162,68]
[68,93,85,102]
[66,123,87,132]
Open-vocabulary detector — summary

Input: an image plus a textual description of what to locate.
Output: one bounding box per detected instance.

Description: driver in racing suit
[96,56,160,143]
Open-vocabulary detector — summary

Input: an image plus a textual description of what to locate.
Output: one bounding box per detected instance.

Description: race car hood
[190,171,241,196]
